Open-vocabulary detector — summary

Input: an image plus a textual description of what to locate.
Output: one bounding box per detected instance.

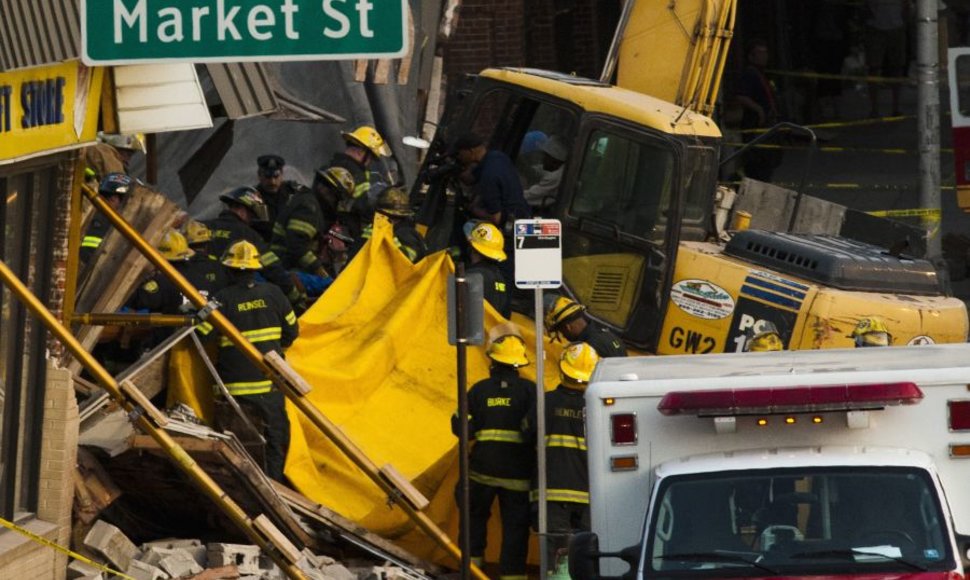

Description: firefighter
[270,166,355,276]
[205,186,306,311]
[532,341,600,572]
[452,325,535,580]
[196,240,299,482]
[83,132,144,185]
[81,173,133,264]
[463,220,511,319]
[544,296,626,357]
[744,321,784,352]
[850,316,892,347]
[185,219,217,261]
[130,229,196,315]
[130,229,226,347]
[253,154,302,242]
[351,187,427,264]
[330,125,391,212]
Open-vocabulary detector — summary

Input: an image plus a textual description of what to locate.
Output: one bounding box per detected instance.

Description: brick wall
[0,365,78,580]
[443,0,527,83]
[443,0,614,83]
[0,155,78,580]
[48,153,77,363]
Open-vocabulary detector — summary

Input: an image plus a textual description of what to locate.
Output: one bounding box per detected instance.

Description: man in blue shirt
[451,133,531,282]
[452,132,531,227]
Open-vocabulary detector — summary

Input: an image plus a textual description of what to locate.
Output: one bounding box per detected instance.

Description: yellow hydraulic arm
[77,183,488,580]
[607,0,737,116]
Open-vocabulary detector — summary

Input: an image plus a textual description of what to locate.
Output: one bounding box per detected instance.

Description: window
[647,467,953,576]
[514,101,576,212]
[570,129,676,243]
[466,89,517,145]
[0,164,57,518]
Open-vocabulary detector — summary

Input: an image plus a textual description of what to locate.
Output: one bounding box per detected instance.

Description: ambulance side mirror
[569,532,640,580]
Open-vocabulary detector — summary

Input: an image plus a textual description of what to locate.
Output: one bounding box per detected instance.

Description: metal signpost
[513,218,562,577]
[81,0,409,65]
[448,265,483,580]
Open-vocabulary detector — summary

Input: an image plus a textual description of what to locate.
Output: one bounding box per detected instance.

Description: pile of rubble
[73,520,414,580]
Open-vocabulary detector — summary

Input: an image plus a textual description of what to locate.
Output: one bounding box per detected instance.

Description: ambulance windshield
[646,466,953,576]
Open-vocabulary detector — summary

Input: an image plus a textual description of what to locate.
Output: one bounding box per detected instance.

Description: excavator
[412,0,969,353]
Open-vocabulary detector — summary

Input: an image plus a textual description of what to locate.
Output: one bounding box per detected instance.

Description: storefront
[0,60,103,579]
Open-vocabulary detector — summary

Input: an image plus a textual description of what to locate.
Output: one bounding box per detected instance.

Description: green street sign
[81,0,408,65]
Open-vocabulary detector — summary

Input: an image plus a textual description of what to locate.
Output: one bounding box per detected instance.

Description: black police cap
[257,154,285,173]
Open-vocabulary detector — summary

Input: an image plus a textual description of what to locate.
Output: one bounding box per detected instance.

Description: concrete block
[207,543,262,576]
[83,520,141,570]
[127,559,169,580]
[142,539,206,567]
[320,562,357,580]
[158,550,204,578]
[76,576,104,580]
[68,559,102,579]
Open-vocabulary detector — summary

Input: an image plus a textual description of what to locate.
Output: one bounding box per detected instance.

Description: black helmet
[99,173,133,197]
[219,186,269,222]
[376,186,413,218]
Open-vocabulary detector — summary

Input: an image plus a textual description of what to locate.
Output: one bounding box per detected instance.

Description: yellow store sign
[0,61,103,165]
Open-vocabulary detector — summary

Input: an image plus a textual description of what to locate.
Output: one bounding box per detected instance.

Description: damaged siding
[0,0,79,72]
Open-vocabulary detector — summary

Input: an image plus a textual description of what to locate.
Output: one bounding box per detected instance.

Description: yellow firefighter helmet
[184,220,212,245]
[544,296,586,332]
[560,341,600,389]
[341,125,391,158]
[221,240,262,270]
[746,321,783,352]
[486,334,529,367]
[463,221,506,262]
[157,229,194,261]
[318,166,356,199]
[850,316,892,347]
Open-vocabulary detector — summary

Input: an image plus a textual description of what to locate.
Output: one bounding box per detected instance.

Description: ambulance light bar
[657,382,923,417]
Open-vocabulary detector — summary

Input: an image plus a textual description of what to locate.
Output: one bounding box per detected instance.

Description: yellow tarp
[284,215,562,567]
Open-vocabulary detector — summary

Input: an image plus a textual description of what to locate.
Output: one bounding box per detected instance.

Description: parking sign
[513,219,562,289]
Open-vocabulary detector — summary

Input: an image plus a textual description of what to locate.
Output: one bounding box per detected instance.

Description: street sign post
[513,218,562,577]
[81,0,409,65]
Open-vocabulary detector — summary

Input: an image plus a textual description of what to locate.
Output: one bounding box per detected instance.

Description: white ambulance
[569,343,970,579]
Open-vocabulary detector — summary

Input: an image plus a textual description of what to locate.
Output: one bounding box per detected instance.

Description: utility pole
[917,0,942,261]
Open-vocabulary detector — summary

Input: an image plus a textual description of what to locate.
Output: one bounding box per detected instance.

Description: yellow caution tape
[739,114,909,134]
[725,180,957,192]
[867,208,942,220]
[724,142,955,156]
[0,516,135,580]
[766,68,910,85]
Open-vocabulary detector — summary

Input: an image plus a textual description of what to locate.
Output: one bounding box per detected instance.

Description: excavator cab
[414,68,721,350]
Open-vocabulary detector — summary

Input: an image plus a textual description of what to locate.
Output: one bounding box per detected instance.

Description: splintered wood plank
[271,482,440,572]
[354,60,369,82]
[373,59,391,84]
[71,184,182,374]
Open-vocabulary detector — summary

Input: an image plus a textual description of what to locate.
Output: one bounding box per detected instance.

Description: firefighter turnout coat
[270,187,332,273]
[533,385,589,505]
[452,365,536,491]
[205,210,297,300]
[196,275,298,396]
